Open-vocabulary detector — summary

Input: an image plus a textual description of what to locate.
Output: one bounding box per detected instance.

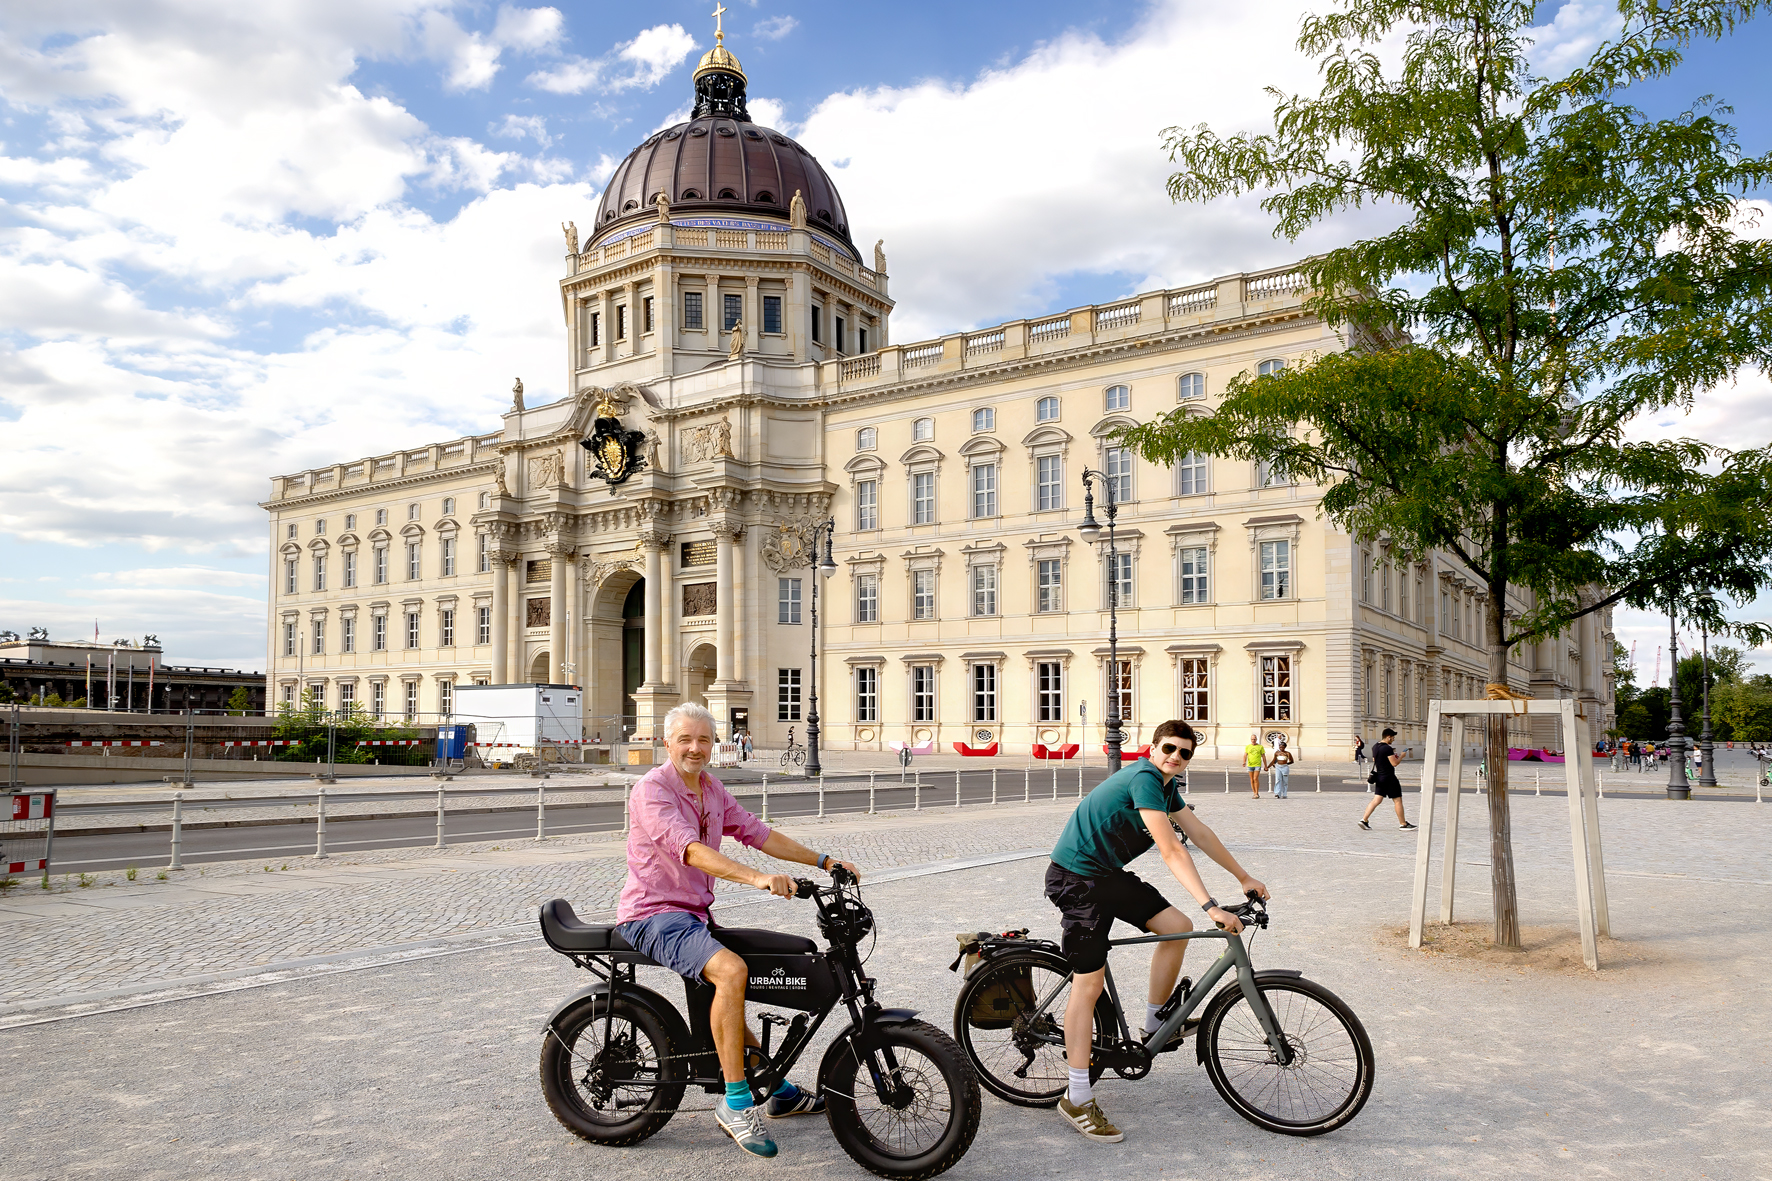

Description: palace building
[260,29,1615,758]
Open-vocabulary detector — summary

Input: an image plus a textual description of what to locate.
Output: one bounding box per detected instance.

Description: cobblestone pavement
[0,790,1766,1180]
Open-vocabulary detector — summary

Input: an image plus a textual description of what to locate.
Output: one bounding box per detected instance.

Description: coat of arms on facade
[761,521,814,572]
[579,389,648,486]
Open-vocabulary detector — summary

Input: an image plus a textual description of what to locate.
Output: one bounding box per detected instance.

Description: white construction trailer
[452,684,583,757]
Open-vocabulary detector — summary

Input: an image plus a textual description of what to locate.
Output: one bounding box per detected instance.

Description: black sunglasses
[1157,741,1195,760]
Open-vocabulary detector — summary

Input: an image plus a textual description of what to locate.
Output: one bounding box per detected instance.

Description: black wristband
[1200,897,1219,914]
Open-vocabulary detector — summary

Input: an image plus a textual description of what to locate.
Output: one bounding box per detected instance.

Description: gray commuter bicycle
[950,894,1373,1136]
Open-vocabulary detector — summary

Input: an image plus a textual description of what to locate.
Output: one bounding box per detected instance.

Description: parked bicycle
[950,893,1373,1137]
[539,865,981,1178]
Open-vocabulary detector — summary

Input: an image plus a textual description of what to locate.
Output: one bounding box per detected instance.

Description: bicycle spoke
[1209,985,1363,1126]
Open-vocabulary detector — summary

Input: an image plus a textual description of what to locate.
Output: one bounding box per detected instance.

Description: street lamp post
[805,517,838,777]
[1665,598,1690,800]
[1077,470,1124,769]
[1697,592,1717,788]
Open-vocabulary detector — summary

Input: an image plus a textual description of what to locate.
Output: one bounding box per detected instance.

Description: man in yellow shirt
[1244,732,1268,799]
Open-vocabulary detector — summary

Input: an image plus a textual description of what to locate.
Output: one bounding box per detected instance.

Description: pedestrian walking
[1353,734,1366,770]
[1269,739,1294,798]
[1359,728,1415,831]
[1244,732,1267,799]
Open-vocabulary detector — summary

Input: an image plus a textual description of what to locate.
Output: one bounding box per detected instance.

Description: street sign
[3,790,55,876]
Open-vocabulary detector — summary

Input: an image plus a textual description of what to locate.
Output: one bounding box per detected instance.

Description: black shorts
[1044,862,1173,974]
[1372,778,1403,799]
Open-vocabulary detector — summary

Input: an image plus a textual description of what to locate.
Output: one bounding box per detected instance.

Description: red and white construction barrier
[222,740,297,748]
[5,792,54,875]
[65,740,164,748]
[357,740,423,746]
[470,742,524,749]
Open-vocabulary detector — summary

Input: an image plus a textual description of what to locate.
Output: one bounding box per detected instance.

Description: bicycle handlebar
[1216,890,1270,930]
[792,863,856,899]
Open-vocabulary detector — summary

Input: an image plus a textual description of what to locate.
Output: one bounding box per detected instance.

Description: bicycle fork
[1227,943,1295,1067]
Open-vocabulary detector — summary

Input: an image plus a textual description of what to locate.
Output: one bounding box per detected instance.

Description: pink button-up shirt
[616,762,772,924]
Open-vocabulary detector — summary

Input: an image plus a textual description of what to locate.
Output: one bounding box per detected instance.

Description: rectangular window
[372,681,385,718]
[972,663,998,723]
[1179,657,1209,721]
[778,578,802,624]
[1259,540,1291,600]
[442,537,456,577]
[811,305,821,342]
[313,555,326,592]
[440,680,453,717]
[440,608,455,647]
[777,668,802,721]
[478,534,489,574]
[971,564,997,617]
[1178,546,1209,604]
[404,681,418,720]
[282,621,296,657]
[1364,662,1374,716]
[1441,590,1451,636]
[911,665,935,722]
[311,619,324,656]
[285,559,297,595]
[588,311,600,346]
[287,524,298,540]
[406,542,420,581]
[1398,567,1409,617]
[409,503,420,521]
[912,472,935,524]
[1104,447,1133,503]
[338,682,355,711]
[642,296,654,334]
[343,551,357,589]
[1381,562,1391,613]
[856,479,878,531]
[1176,451,1207,495]
[835,316,846,353]
[855,666,879,722]
[1383,663,1393,716]
[1036,455,1063,511]
[615,304,627,340]
[723,293,742,332]
[1360,550,1372,602]
[913,569,936,620]
[1261,655,1293,722]
[373,615,387,651]
[762,295,782,334]
[314,519,326,535]
[1105,384,1131,412]
[1108,552,1134,607]
[857,327,868,354]
[374,547,387,584]
[476,605,491,645]
[375,508,387,527]
[1037,559,1062,613]
[1258,459,1291,488]
[1036,662,1064,722]
[856,574,879,623]
[1112,660,1134,722]
[683,291,703,329]
[342,617,356,654]
[970,463,997,518]
[405,612,420,649]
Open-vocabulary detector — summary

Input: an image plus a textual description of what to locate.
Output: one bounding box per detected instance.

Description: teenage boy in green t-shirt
[1045,718,1269,1143]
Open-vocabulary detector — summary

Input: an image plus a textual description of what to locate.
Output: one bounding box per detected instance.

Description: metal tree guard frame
[1408,697,1611,970]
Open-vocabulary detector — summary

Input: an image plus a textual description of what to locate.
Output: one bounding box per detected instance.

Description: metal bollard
[1535,770,1541,797]
[435,787,446,849]
[1079,766,1084,798]
[169,790,185,870]
[818,773,826,819]
[621,788,630,836]
[315,788,328,859]
[762,774,770,823]
[1225,767,1230,793]
[914,775,921,811]
[992,768,999,805]
[1316,765,1322,793]
[1598,773,1604,799]
[1051,767,1058,800]
[1024,766,1031,802]
[956,768,962,809]
[536,784,547,840]
[869,771,876,814]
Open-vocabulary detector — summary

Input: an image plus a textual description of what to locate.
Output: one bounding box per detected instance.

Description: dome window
[756,191,775,203]
[663,129,682,140]
[816,209,831,221]
[771,134,789,144]
[744,129,763,139]
[716,126,736,137]
[718,188,738,199]
[681,189,701,199]
[689,126,709,137]
[623,200,638,211]
[603,211,616,222]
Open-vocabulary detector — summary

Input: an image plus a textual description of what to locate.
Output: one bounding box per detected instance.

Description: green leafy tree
[225,686,253,716]
[1714,675,1772,740]
[273,690,424,766]
[1124,0,1772,947]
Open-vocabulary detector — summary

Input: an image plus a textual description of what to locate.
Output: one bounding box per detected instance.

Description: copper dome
[588,47,858,260]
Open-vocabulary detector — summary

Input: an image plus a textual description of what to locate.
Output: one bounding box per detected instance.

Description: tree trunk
[1487,601,1521,950]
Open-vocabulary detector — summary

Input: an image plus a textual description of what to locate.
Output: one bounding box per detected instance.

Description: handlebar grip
[793,878,816,899]
[829,864,854,886]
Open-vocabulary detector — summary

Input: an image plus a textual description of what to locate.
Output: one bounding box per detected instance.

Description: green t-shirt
[1051,758,1185,877]
[1245,743,1267,768]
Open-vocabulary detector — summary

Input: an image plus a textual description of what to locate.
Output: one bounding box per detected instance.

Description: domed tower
[561,21,892,383]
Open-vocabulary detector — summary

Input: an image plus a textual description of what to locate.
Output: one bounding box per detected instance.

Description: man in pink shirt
[616,702,860,1159]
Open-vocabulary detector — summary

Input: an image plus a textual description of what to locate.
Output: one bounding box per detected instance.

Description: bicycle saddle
[710,927,817,956]
[540,898,647,955]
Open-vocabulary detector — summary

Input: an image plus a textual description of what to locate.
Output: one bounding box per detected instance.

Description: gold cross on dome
[712,3,728,39]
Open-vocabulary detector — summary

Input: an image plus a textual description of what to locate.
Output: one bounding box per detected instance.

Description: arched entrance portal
[585,570,644,743]
[684,642,718,711]
[529,651,551,682]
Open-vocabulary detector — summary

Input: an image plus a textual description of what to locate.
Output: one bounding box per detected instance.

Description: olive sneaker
[714,1101,778,1158]
[1057,1096,1124,1142]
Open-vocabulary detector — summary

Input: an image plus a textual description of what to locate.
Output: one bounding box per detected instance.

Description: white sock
[1144,1001,1163,1035]
[1067,1066,1092,1107]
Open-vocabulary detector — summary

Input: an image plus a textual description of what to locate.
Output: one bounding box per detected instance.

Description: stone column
[506,557,525,681]
[547,544,571,684]
[631,528,672,742]
[713,521,740,684]
[490,552,511,684]
[623,281,639,356]
[745,276,760,353]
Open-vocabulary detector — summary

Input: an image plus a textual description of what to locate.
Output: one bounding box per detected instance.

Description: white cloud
[492,113,552,147]
[527,55,601,94]
[1526,0,1625,77]
[527,22,696,95]
[754,15,798,42]
[493,5,565,53]
[747,96,787,130]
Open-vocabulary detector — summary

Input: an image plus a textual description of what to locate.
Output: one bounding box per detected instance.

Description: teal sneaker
[765,1082,826,1118]
[715,1100,778,1157]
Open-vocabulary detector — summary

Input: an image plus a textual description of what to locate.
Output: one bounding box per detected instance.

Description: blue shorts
[617,911,726,982]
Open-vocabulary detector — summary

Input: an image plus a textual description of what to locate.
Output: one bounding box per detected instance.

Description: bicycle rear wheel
[1199,975,1373,1136]
[952,953,1111,1107]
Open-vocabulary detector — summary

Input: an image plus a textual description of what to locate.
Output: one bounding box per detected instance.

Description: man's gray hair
[664,702,717,739]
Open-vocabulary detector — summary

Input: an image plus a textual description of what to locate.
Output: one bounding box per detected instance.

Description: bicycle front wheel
[1200,975,1373,1136]
[823,1020,980,1180]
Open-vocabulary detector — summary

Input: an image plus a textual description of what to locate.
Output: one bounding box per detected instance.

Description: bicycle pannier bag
[967,962,1037,1030]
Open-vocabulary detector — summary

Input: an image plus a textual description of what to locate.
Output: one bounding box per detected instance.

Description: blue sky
[0,0,1768,679]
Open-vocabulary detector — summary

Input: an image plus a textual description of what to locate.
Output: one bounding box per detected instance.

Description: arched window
[1178,372,1205,400]
[912,417,934,442]
[856,427,877,451]
[680,189,701,200]
[718,188,738,199]
[755,191,775,203]
[971,408,995,433]
[1104,384,1130,412]
[1257,358,1286,377]
[1036,396,1060,422]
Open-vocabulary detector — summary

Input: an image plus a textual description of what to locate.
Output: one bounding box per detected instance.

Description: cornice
[565,252,887,310]
[261,462,501,512]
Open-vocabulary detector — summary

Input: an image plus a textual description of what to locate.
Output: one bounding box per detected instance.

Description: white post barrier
[818,773,826,819]
[1079,766,1085,797]
[1224,767,1230,793]
[955,768,962,809]
[315,788,328,859]
[435,787,446,849]
[914,772,921,811]
[1598,772,1604,799]
[762,774,770,823]
[1023,766,1031,802]
[168,790,185,870]
[992,768,999,805]
[868,771,876,814]
[1316,765,1322,793]
[1051,767,1058,800]
[1535,770,1541,797]
[536,784,547,840]
[621,787,630,836]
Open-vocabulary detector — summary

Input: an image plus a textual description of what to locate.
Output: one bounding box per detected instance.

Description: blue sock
[772,1080,799,1100]
[725,1080,753,1110]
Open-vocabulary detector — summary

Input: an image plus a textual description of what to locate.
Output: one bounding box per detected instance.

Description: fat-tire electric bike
[539,866,981,1179]
[951,893,1373,1137]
